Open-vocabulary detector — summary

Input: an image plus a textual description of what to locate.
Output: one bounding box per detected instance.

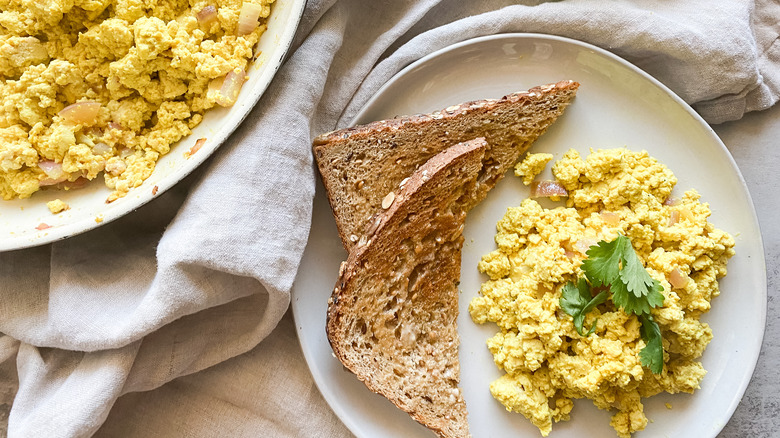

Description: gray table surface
[714,104,779,437]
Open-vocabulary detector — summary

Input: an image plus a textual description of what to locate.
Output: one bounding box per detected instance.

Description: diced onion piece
[82,127,102,138]
[197,5,218,25]
[668,210,680,226]
[530,180,568,198]
[105,159,127,176]
[38,160,63,178]
[38,160,67,186]
[189,138,207,156]
[600,211,620,226]
[93,142,111,155]
[237,2,262,36]
[663,196,681,206]
[215,69,246,107]
[39,177,66,186]
[59,101,101,125]
[108,122,124,131]
[61,177,88,190]
[35,223,51,231]
[574,237,597,255]
[561,240,580,258]
[669,267,689,289]
[119,147,134,158]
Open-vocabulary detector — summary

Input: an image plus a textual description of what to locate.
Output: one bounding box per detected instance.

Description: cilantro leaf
[610,278,663,315]
[581,234,664,315]
[639,315,664,374]
[646,279,665,308]
[579,290,608,335]
[610,279,651,315]
[581,237,626,287]
[559,279,589,316]
[560,278,608,337]
[619,241,659,298]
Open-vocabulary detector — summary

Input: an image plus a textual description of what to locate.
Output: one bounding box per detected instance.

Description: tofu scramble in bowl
[0,0,273,206]
[469,148,735,437]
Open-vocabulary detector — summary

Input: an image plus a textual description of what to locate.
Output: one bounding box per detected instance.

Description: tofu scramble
[0,0,274,204]
[469,149,735,437]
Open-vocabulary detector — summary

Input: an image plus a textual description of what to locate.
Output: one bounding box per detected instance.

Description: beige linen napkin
[1,0,778,436]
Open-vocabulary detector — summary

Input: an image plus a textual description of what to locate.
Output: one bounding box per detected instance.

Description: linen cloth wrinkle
[0,337,20,408]
[0,0,777,437]
[94,313,349,438]
[12,343,141,438]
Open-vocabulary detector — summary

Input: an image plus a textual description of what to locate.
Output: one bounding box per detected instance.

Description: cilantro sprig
[560,234,665,374]
[638,315,664,374]
[582,236,665,315]
[560,278,608,337]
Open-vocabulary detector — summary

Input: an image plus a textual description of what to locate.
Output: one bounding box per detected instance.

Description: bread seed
[382,192,395,209]
[350,234,359,242]
[365,214,382,236]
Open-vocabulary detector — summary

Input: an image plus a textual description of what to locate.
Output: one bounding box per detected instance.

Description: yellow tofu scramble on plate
[469,148,734,438]
[0,0,274,204]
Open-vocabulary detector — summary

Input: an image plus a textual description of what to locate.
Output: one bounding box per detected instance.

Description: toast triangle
[326,138,489,438]
[313,80,579,251]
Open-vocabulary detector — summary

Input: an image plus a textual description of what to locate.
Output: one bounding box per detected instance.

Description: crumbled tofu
[46,198,69,214]
[471,148,735,438]
[514,152,554,185]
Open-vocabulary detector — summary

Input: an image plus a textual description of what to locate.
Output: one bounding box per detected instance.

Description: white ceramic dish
[292,34,766,438]
[0,0,307,252]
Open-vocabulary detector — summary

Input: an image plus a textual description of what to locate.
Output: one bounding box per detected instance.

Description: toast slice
[326,138,488,438]
[313,80,579,251]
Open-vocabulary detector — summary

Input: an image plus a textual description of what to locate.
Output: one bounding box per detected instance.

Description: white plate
[0,0,307,252]
[291,34,766,438]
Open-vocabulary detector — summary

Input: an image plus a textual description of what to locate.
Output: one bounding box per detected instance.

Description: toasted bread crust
[327,139,488,438]
[313,80,579,250]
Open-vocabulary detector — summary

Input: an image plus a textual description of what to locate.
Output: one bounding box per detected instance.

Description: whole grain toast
[313,80,579,251]
[326,138,489,438]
